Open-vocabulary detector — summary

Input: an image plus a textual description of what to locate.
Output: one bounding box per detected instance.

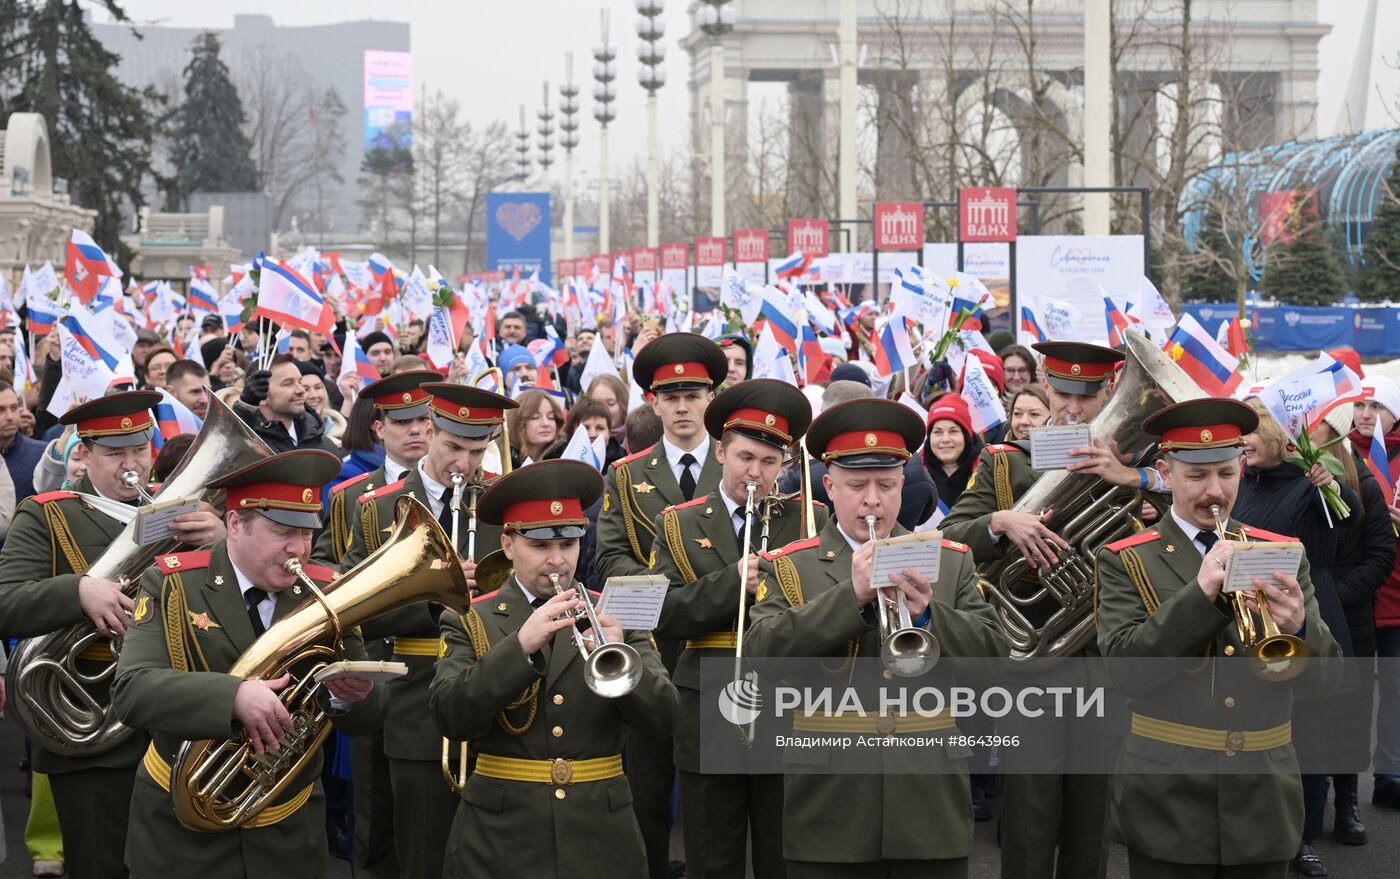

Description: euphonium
[171,496,469,832]
[6,390,273,757]
[978,331,1204,660]
[1209,505,1311,681]
[867,515,940,677]
[550,572,641,698]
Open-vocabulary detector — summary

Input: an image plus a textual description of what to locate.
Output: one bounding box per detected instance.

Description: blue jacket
[337,446,386,486]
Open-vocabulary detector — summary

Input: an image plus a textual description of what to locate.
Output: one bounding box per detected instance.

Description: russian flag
[797,322,828,386]
[64,230,122,303]
[757,294,799,353]
[529,326,568,370]
[1103,296,1139,347]
[189,277,220,313]
[948,289,987,332]
[873,316,916,377]
[155,389,203,443]
[774,250,811,280]
[60,305,122,370]
[339,332,379,389]
[1164,314,1242,397]
[27,295,59,334]
[255,259,334,333]
[1020,306,1047,344]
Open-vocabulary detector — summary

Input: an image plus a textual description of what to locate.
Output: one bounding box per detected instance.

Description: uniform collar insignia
[694,537,713,549]
[188,611,220,631]
[634,482,655,494]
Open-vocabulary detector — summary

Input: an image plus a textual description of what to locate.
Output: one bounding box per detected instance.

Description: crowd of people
[0,293,1396,879]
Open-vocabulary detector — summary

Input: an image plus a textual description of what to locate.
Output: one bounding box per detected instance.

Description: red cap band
[373,386,430,411]
[1041,355,1116,383]
[76,410,155,439]
[1159,423,1245,451]
[651,360,713,389]
[502,497,587,532]
[429,397,505,425]
[821,429,911,462]
[724,407,792,444]
[227,481,323,514]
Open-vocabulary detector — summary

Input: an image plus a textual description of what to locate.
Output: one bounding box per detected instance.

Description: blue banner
[486,192,552,285]
[1181,303,1400,354]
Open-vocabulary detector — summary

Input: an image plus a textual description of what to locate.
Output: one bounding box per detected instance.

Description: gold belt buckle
[550,758,573,785]
[1224,730,1245,757]
[875,715,896,736]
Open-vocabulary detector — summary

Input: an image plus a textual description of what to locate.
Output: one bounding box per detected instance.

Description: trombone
[1209,505,1310,681]
[550,572,641,698]
[441,471,472,792]
[866,515,940,678]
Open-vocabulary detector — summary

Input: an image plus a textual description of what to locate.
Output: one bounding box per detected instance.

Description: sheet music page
[596,575,670,629]
[1222,541,1304,594]
[871,531,943,588]
[1029,425,1093,471]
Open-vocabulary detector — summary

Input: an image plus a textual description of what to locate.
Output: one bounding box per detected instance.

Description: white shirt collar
[836,521,869,552]
[230,558,274,628]
[662,435,710,473]
[720,486,745,520]
[384,456,411,484]
[1170,506,1213,557]
[417,462,450,518]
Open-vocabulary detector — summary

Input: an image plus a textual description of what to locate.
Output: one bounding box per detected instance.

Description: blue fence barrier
[1181,303,1400,356]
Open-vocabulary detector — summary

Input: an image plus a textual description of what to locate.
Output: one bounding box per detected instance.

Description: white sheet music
[871,531,943,588]
[1222,542,1304,594]
[596,575,669,630]
[1029,425,1092,471]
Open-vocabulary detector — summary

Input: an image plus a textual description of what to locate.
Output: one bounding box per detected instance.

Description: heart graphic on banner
[495,202,543,241]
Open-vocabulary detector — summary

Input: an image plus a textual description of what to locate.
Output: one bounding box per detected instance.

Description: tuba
[171,496,469,832]
[979,331,1205,660]
[6,390,273,756]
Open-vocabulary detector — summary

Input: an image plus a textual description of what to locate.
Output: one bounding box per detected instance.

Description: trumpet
[866,515,940,677]
[1209,505,1310,681]
[549,572,641,698]
[733,482,758,674]
[122,470,155,504]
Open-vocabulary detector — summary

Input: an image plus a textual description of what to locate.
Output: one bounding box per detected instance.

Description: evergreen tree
[1180,202,1237,303]
[1358,139,1400,301]
[168,32,257,208]
[1260,192,1346,306]
[3,1,162,260]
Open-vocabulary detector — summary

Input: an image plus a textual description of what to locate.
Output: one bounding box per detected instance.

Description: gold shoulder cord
[776,555,858,673]
[613,464,652,565]
[327,491,349,564]
[360,498,382,555]
[1119,548,1162,615]
[158,574,206,673]
[44,504,88,576]
[460,609,539,735]
[662,510,696,582]
[992,453,1014,512]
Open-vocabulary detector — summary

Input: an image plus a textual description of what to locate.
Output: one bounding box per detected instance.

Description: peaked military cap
[704,378,812,449]
[210,448,341,529]
[364,370,441,421]
[1032,341,1124,395]
[422,383,518,439]
[632,332,728,394]
[60,390,161,448]
[477,459,603,540]
[1144,398,1259,465]
[806,398,924,470]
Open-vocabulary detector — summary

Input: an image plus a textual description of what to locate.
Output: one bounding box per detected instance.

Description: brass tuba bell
[6,390,273,756]
[169,496,469,832]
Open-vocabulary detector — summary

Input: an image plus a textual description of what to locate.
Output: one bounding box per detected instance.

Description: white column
[709,40,726,237]
[1083,0,1111,235]
[837,0,858,237]
[647,92,660,247]
[599,126,611,253]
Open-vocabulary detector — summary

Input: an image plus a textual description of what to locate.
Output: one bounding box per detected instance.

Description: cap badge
[764,414,776,426]
[402,392,413,403]
[1070,364,1082,376]
[864,432,878,448]
[459,406,470,417]
[550,500,564,516]
[673,364,685,375]
[120,416,132,429]
[302,488,313,503]
[1200,429,1214,443]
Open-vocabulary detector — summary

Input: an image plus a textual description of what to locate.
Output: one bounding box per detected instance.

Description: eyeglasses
[1004,367,1032,376]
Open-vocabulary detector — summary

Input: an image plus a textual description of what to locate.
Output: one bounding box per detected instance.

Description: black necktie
[1197,530,1219,552]
[438,486,456,538]
[530,596,547,610]
[678,453,697,501]
[245,587,268,637]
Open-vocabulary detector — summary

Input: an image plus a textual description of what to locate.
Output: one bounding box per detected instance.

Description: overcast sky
[94,0,1400,184]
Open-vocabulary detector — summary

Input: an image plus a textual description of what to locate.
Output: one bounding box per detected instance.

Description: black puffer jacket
[921,425,984,514]
[232,399,341,456]
[1321,455,1395,658]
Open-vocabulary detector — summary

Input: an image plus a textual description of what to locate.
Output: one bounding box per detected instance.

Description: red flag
[1221,317,1247,358]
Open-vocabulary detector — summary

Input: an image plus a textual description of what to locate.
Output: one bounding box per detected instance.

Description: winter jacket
[1350,424,1400,629]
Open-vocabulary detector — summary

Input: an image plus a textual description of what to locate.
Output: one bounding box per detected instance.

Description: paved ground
[2,712,1396,877]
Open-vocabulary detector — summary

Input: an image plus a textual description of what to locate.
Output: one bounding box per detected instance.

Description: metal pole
[709,38,726,236]
[599,126,610,252]
[1083,0,1112,234]
[647,92,660,247]
[838,0,858,225]
[564,150,575,259]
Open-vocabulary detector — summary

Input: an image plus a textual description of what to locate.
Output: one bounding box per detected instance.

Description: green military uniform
[428,458,678,879]
[340,382,516,879]
[1095,397,1342,878]
[650,379,826,879]
[940,341,1126,879]
[0,391,169,879]
[742,398,1007,877]
[110,448,384,879]
[595,332,728,878]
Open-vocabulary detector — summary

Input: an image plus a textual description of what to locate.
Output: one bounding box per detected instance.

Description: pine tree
[1260,192,1346,306]
[1358,138,1400,301]
[4,1,162,260]
[168,32,257,208]
[1180,203,1237,303]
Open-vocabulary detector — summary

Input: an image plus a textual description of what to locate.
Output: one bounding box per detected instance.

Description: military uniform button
[552,725,564,737]
[1223,645,1235,656]
[1224,696,1236,708]
[554,788,566,800]
[553,694,565,705]
[882,670,893,681]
